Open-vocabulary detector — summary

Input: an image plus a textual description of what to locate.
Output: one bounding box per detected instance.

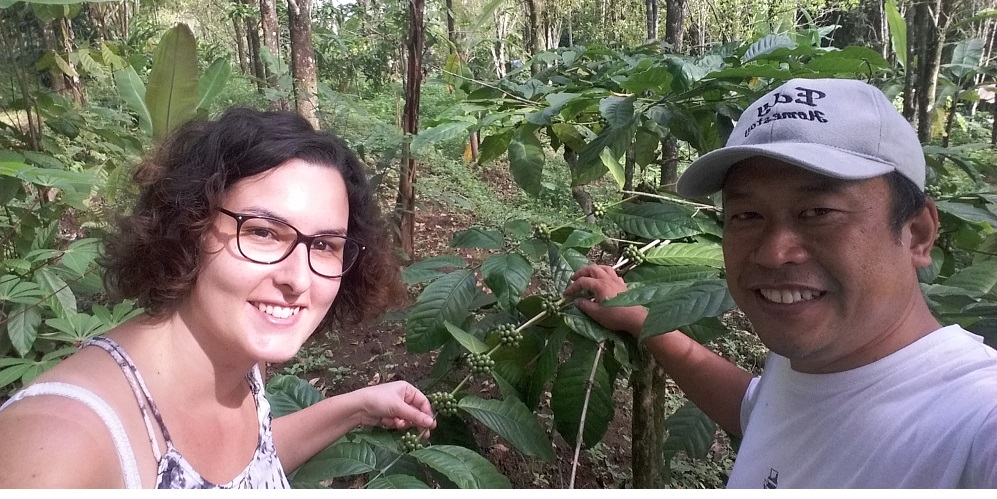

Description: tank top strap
[82,336,172,461]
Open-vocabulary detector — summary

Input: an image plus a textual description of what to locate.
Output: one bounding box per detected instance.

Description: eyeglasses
[218,208,364,278]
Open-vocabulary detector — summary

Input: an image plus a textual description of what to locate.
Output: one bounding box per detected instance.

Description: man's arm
[564,264,753,436]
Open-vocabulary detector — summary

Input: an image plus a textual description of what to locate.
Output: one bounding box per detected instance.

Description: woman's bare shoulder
[0,387,123,487]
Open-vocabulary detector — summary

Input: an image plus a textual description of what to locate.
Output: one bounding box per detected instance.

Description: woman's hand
[353,381,436,434]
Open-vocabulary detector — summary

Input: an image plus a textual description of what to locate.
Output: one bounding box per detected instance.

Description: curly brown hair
[101,107,405,329]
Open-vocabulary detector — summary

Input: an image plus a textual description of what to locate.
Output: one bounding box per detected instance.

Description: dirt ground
[269,165,636,488]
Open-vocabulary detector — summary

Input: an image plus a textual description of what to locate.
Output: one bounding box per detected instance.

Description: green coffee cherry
[534,223,551,242]
[592,203,606,218]
[467,352,495,375]
[428,391,459,417]
[623,245,645,265]
[400,431,424,452]
[493,323,522,348]
[540,295,563,318]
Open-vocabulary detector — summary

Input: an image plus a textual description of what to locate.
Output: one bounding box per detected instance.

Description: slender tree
[288,0,319,127]
[395,0,426,259]
[260,0,288,110]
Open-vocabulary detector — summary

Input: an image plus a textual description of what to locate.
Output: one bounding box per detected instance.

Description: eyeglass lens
[235,216,360,277]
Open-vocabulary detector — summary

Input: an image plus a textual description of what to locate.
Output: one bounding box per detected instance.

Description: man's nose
[751,222,808,268]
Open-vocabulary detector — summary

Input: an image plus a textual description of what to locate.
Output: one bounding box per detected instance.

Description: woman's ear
[907,198,940,268]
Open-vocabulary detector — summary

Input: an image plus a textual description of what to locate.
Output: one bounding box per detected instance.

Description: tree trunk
[37,19,68,98]
[664,0,687,52]
[233,13,250,75]
[261,0,288,110]
[645,0,658,41]
[243,1,266,93]
[525,0,541,75]
[394,0,425,260]
[0,21,41,150]
[914,0,953,142]
[288,0,319,128]
[58,18,85,106]
[632,352,669,488]
[492,11,508,78]
[445,0,456,54]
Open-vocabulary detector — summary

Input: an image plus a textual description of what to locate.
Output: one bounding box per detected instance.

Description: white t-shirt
[727,325,997,488]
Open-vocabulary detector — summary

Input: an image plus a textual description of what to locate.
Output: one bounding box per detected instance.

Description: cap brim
[676,143,897,198]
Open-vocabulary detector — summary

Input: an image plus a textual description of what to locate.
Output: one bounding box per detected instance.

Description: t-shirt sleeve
[964,406,997,487]
[739,375,762,435]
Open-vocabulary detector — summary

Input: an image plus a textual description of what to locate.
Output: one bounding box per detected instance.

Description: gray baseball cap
[676,78,925,198]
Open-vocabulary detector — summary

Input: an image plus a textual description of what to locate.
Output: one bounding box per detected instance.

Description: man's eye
[800,208,832,218]
[728,212,759,222]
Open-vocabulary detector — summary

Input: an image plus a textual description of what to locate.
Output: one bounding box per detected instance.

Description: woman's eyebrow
[234,207,348,235]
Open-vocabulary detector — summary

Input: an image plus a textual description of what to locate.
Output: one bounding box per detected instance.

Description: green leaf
[550,341,614,448]
[146,23,199,142]
[443,321,489,354]
[620,65,674,94]
[7,305,42,356]
[402,255,467,285]
[57,237,101,278]
[598,148,626,189]
[34,267,76,319]
[884,1,906,69]
[0,275,44,304]
[643,243,724,268]
[641,280,735,340]
[743,33,796,62]
[606,203,702,240]
[549,246,590,293]
[450,227,503,249]
[196,56,232,112]
[574,120,636,186]
[605,279,705,306]
[936,200,997,226]
[507,127,545,197]
[365,475,431,489]
[409,445,512,488]
[663,401,716,460]
[481,253,532,311]
[624,265,719,285]
[293,441,377,481]
[561,229,605,250]
[458,396,556,462]
[599,95,636,128]
[0,362,33,389]
[477,129,513,165]
[943,260,997,297]
[265,374,324,417]
[678,316,730,344]
[406,270,477,353]
[411,121,473,153]
[561,308,612,342]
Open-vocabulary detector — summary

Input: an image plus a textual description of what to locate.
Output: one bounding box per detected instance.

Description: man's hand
[563,264,649,337]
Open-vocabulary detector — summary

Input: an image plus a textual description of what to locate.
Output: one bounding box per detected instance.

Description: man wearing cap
[565,78,997,488]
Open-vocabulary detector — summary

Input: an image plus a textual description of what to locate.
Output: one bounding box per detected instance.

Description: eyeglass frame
[217,208,365,278]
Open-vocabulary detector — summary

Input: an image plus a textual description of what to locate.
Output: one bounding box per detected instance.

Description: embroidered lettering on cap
[745,86,828,138]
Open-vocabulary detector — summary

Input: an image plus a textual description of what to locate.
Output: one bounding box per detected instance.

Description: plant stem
[568,341,605,489]
[620,189,718,211]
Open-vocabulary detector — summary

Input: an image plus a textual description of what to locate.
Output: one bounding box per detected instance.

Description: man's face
[721,158,930,373]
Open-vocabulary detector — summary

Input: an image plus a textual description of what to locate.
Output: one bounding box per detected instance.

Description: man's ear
[908,198,940,268]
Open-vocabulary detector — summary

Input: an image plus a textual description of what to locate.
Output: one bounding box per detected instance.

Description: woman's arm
[271,380,436,472]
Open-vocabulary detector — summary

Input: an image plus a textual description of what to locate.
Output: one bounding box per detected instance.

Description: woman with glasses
[0,108,435,488]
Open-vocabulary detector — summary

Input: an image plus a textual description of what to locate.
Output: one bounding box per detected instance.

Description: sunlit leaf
[458,396,556,461]
[410,445,512,488]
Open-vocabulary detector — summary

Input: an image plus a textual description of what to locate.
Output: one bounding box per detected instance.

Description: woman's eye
[247,228,277,239]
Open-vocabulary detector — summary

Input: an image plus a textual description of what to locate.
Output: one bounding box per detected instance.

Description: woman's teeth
[257,303,301,319]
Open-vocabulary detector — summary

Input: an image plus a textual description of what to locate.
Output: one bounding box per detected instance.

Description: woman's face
[180,158,350,367]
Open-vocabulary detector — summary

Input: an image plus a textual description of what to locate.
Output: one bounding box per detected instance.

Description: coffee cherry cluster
[400,431,424,452]
[592,203,606,218]
[493,323,522,347]
[623,244,646,265]
[540,295,563,318]
[466,352,495,375]
[534,223,551,242]
[428,391,459,417]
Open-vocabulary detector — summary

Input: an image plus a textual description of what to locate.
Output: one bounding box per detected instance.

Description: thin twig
[620,189,719,211]
[568,341,605,489]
